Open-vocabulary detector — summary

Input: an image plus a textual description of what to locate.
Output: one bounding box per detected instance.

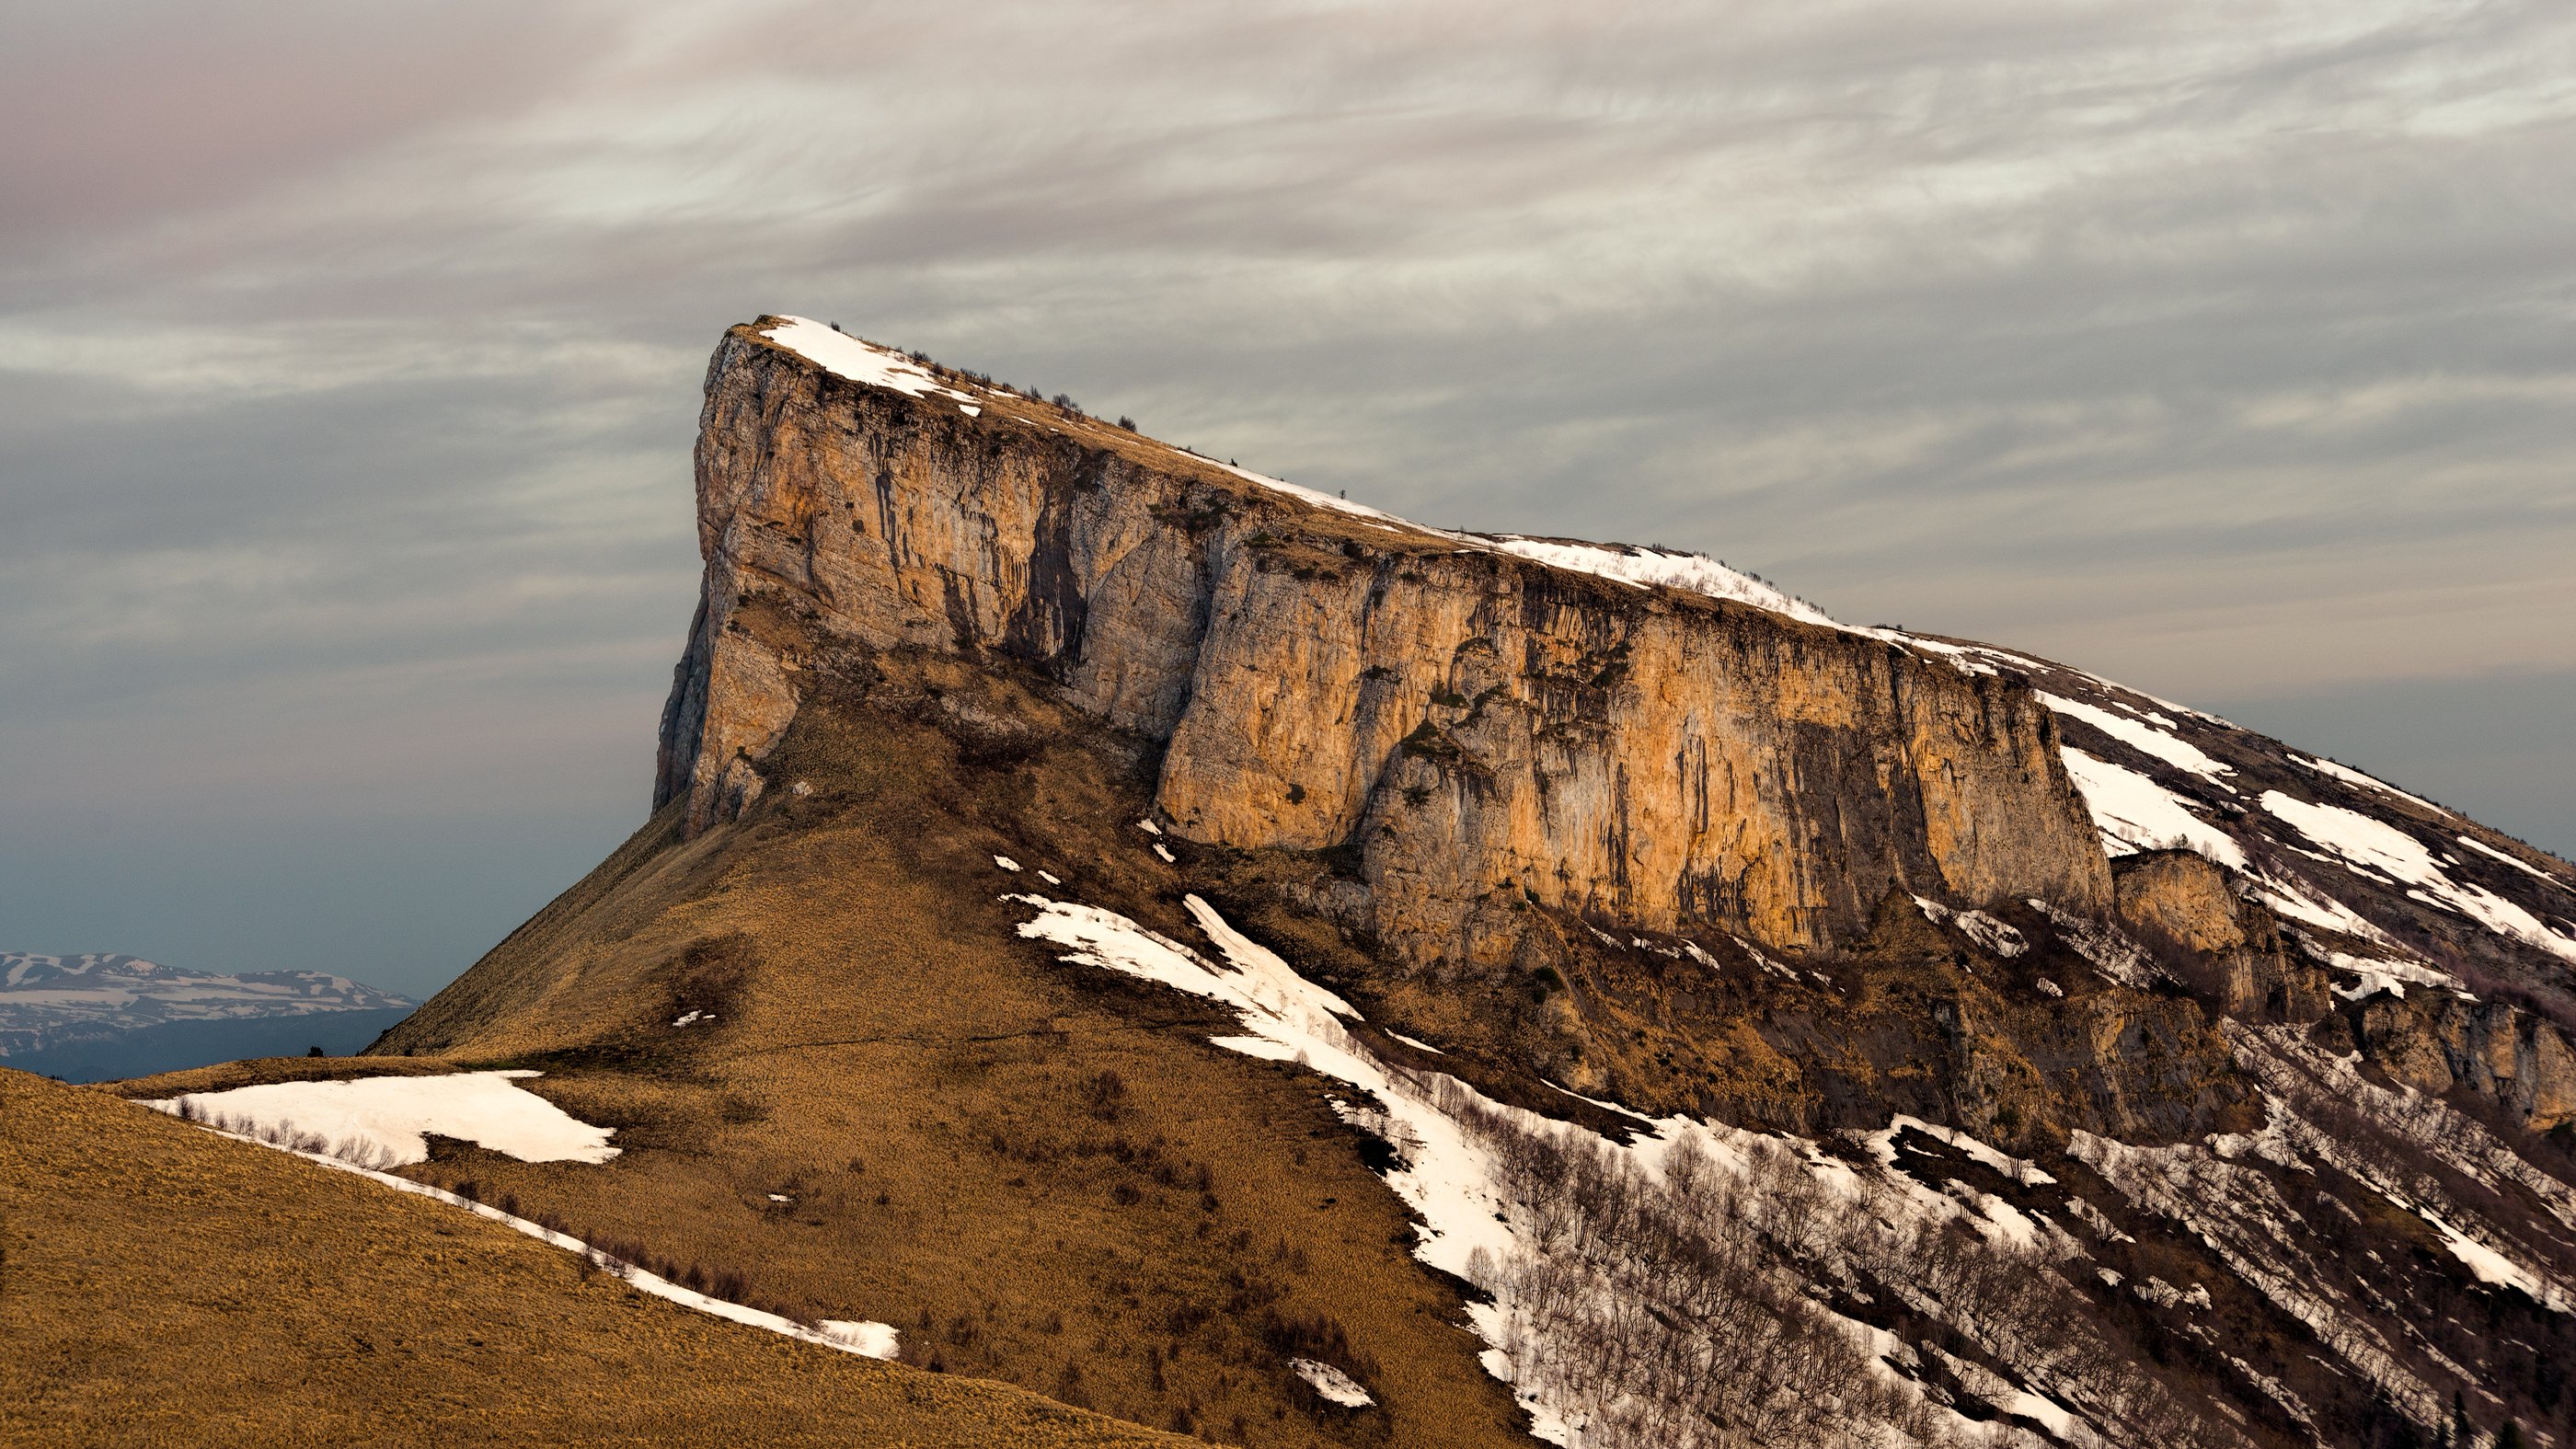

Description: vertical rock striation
[658,318,2113,965]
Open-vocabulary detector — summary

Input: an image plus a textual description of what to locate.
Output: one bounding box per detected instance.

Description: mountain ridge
[1,950,413,1061]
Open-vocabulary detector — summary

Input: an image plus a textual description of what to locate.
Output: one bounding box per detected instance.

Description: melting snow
[2457,835,2574,894]
[1009,891,1573,1439]
[1913,898,2027,958]
[2025,897,2160,989]
[673,1010,709,1027]
[993,855,1022,872]
[2260,793,2576,963]
[1478,537,1838,628]
[1011,888,2051,1445]
[759,317,982,415]
[1152,843,1177,864]
[1289,1357,1375,1408]
[2040,694,2232,784]
[2058,749,2247,868]
[2292,755,2444,814]
[2248,868,2398,944]
[1864,1114,2055,1186]
[2321,950,2460,1001]
[151,1104,901,1360]
[144,1071,619,1167]
[2418,1208,2548,1298]
[818,1319,901,1358]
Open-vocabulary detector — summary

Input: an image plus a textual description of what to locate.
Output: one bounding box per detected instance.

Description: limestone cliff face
[2346,991,2576,1132]
[2112,851,2328,1021]
[658,319,2112,965]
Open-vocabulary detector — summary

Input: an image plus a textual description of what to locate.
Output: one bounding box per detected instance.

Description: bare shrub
[1410,1071,2234,1448]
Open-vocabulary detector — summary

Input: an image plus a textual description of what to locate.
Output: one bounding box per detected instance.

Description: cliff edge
[658,316,2110,969]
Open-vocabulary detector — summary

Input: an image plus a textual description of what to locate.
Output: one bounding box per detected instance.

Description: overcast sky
[5,0,2571,998]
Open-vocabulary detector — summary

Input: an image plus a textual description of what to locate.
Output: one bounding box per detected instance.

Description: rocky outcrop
[2112,851,2328,1020]
[659,319,2114,965]
[2347,990,2576,1132]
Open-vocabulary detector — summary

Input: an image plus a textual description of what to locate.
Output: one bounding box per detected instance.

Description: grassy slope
[0,1068,1184,1448]
[329,653,1530,1447]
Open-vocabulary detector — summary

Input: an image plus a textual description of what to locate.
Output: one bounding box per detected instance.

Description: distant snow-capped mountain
[0,953,414,1059]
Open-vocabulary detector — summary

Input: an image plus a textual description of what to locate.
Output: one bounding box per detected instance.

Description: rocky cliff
[367,315,2576,1449]
[658,316,2110,969]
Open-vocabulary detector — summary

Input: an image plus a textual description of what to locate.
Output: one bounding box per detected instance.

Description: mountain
[323,316,2576,1447]
[2,953,413,1079]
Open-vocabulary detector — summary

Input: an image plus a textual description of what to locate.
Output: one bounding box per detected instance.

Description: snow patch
[2321,951,2460,1001]
[1479,536,1839,628]
[2456,835,2574,895]
[993,855,1022,872]
[2058,748,2246,868]
[148,1105,898,1361]
[1289,1357,1375,1408]
[2418,1207,2548,1299]
[2249,869,2396,942]
[2025,897,2160,989]
[758,317,982,413]
[2292,755,2444,814]
[2040,694,2233,784]
[2261,793,2576,963]
[819,1319,902,1358]
[144,1071,619,1167]
[1864,1114,2055,1186]
[1912,897,2027,958]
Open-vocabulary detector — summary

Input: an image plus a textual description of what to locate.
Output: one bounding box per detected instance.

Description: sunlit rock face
[658,317,2110,966]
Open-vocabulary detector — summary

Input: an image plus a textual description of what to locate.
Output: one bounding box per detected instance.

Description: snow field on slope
[1011,889,2117,1447]
[2056,748,2246,868]
[142,1107,901,1361]
[2053,751,2427,972]
[144,1070,621,1167]
[2067,1023,2576,1431]
[1914,898,2028,959]
[2067,1124,2446,1426]
[2320,950,2462,1001]
[2260,792,2576,964]
[1479,536,1840,627]
[2037,694,2232,784]
[760,316,982,415]
[1289,1357,1376,1408]
[2456,835,2576,894]
[2291,754,2444,815]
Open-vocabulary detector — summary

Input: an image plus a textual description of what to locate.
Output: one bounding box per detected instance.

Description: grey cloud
[5,0,2572,994]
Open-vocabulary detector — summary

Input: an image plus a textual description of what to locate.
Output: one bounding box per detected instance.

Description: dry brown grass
[296,655,1533,1447]
[0,1067,1185,1448]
